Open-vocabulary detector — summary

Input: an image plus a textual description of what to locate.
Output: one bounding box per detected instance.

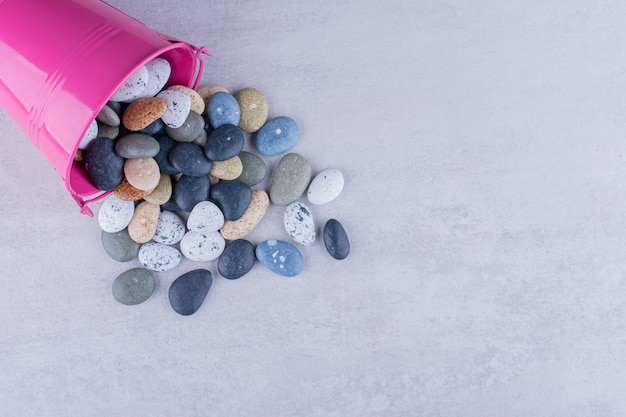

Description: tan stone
[196,85,228,114]
[143,173,172,205]
[168,85,206,115]
[234,88,269,133]
[220,189,269,240]
[113,177,154,201]
[128,201,160,243]
[124,158,160,191]
[122,97,167,131]
[209,156,243,180]
[209,174,220,185]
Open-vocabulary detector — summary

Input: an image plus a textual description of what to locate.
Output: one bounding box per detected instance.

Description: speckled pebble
[127,201,161,243]
[236,151,267,186]
[307,168,344,205]
[101,228,140,262]
[143,173,172,205]
[269,153,312,206]
[187,201,224,233]
[207,91,240,128]
[110,64,148,102]
[168,85,206,114]
[157,89,191,128]
[139,242,182,272]
[284,201,316,246]
[122,97,168,131]
[323,218,350,260]
[255,239,304,277]
[234,88,269,133]
[98,193,135,233]
[96,103,121,127]
[209,156,243,180]
[153,211,186,245]
[169,269,212,316]
[140,57,171,98]
[85,137,125,191]
[218,239,255,280]
[78,119,99,149]
[180,230,225,262]
[220,189,269,240]
[255,116,299,156]
[112,268,155,306]
[115,133,160,158]
[124,158,161,191]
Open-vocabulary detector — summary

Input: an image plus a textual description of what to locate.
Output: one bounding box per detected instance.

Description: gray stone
[269,153,311,206]
[97,122,119,140]
[115,133,160,158]
[101,228,140,262]
[96,103,121,126]
[164,110,205,142]
[112,268,155,305]
[236,151,267,186]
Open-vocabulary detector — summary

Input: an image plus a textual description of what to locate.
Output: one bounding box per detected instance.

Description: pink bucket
[0,0,208,215]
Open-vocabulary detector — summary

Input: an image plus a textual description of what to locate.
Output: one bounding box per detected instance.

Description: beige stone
[220,189,269,240]
[168,85,206,115]
[122,97,167,131]
[209,156,243,180]
[196,85,228,114]
[143,173,172,205]
[124,158,161,191]
[128,201,160,243]
[113,177,154,201]
[234,88,269,133]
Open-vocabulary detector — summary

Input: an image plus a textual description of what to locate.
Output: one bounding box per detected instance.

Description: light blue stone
[255,116,299,156]
[255,239,304,277]
[207,92,241,129]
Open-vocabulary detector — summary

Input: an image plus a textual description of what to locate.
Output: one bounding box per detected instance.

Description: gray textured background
[2,1,626,416]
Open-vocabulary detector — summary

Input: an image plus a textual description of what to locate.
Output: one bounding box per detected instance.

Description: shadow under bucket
[0,0,208,215]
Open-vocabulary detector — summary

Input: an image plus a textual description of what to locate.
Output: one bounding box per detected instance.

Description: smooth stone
[113,177,154,201]
[307,168,345,205]
[96,104,121,127]
[143,173,172,205]
[168,142,212,176]
[187,201,224,233]
[112,268,155,305]
[174,174,210,212]
[234,88,269,133]
[209,180,252,221]
[107,100,122,114]
[101,228,140,262]
[110,64,148,102]
[157,89,191,128]
[255,116,299,156]
[115,133,160,158]
[196,85,228,112]
[127,201,160,243]
[191,129,208,147]
[269,153,311,206]
[209,156,242,180]
[218,239,255,280]
[283,201,316,246]
[153,211,186,245]
[122,97,168,131]
[139,242,182,272]
[78,119,99,149]
[124,158,161,191]
[236,151,267,186]
[139,118,165,136]
[207,91,240,128]
[180,230,225,262]
[168,269,212,316]
[323,219,350,260]
[220,189,269,240]
[202,113,214,136]
[140,57,171,98]
[168,85,205,114]
[255,239,304,277]
[97,193,135,233]
[97,122,119,139]
[153,135,180,175]
[164,110,205,142]
[204,123,244,161]
[85,137,125,191]
[161,188,182,212]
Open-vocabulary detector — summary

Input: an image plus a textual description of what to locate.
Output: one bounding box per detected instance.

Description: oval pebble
[168,142,212,176]
[140,57,172,98]
[234,88,269,133]
[101,228,140,262]
[307,168,344,205]
[78,119,98,149]
[112,268,155,306]
[174,174,211,212]
[144,173,172,205]
[127,201,161,243]
[115,133,160,158]
[204,123,245,161]
[236,151,267,186]
[85,137,125,191]
[157,89,191,128]
[110,64,148,102]
[168,85,206,114]
[96,103,121,127]
[98,193,135,233]
[122,97,168,131]
[164,110,205,142]
[180,230,225,262]
[269,153,312,206]
[284,201,316,246]
[124,157,161,191]
[153,135,181,175]
[220,189,269,240]
[169,269,212,316]
[153,211,186,245]
[218,239,256,280]
[255,116,299,156]
[210,156,243,180]
[187,201,224,233]
[209,180,252,221]
[207,91,240,128]
[113,177,154,201]
[323,219,350,260]
[139,242,182,272]
[255,239,304,277]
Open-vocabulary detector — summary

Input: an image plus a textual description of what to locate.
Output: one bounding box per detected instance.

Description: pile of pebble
[77,57,350,316]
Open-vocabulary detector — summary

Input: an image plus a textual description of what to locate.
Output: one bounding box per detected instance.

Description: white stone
[156,89,191,128]
[283,201,316,246]
[78,118,98,150]
[187,201,225,233]
[109,64,149,103]
[138,242,181,272]
[139,57,172,98]
[307,168,344,205]
[97,194,135,233]
[152,211,186,245]
[180,230,225,262]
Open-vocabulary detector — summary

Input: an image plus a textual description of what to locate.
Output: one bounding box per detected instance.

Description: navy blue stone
[139,118,165,136]
[154,135,180,175]
[218,239,255,280]
[255,116,299,156]
[168,142,212,176]
[255,240,304,277]
[168,269,213,316]
[174,174,210,212]
[207,91,241,128]
[209,180,252,221]
[202,113,215,135]
[85,137,125,190]
[323,219,350,260]
[204,124,245,162]
[161,186,181,212]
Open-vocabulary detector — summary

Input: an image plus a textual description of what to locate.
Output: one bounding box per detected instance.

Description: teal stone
[112,268,155,305]
[101,228,140,262]
[255,239,304,277]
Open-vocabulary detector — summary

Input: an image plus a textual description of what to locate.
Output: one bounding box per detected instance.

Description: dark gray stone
[169,269,212,316]
[153,135,180,175]
[174,174,210,212]
[85,137,125,191]
[209,180,252,221]
[218,239,255,280]
[168,142,212,176]
[323,219,350,260]
[204,124,244,161]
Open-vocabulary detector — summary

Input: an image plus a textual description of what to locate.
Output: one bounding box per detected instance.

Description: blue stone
[218,239,255,280]
[85,137,125,190]
[209,180,252,221]
[169,269,213,316]
[153,135,180,175]
[255,239,304,277]
[139,118,165,136]
[202,113,214,136]
[323,219,350,260]
[174,174,210,212]
[207,91,241,129]
[204,124,245,161]
[168,142,212,176]
[255,116,299,156]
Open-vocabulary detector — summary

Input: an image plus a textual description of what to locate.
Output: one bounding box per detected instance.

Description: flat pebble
[255,116,299,156]
[207,91,240,128]
[124,158,161,191]
[210,180,252,221]
[122,97,168,131]
[110,64,148,102]
[284,201,316,246]
[96,104,121,127]
[209,156,242,180]
[78,119,98,150]
[174,174,211,212]
[157,89,191,128]
[97,122,119,139]
[187,201,224,233]
[307,168,344,205]
[204,123,244,161]
[85,137,125,191]
[180,230,225,262]
[101,228,140,262]
[164,110,205,142]
[220,189,269,240]
[236,151,267,186]
[218,239,256,280]
[169,269,212,316]
[127,201,160,243]
[113,177,154,201]
[112,268,155,306]
[255,239,304,277]
[234,88,269,133]
[168,142,212,176]
[143,173,172,205]
[139,242,182,272]
[269,153,311,206]
[153,211,186,245]
[323,218,350,260]
[168,85,205,114]
[98,193,135,233]
[115,133,160,158]
[140,57,171,98]
[153,135,180,175]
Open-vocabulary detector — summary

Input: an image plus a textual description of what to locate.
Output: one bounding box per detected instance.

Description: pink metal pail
[0,0,208,215]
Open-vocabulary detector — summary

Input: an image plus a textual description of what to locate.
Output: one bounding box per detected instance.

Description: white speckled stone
[78,119,98,150]
[98,193,135,233]
[180,230,225,262]
[283,201,316,246]
[307,168,344,205]
[138,242,182,272]
[153,211,186,245]
[156,89,191,128]
[140,57,172,98]
[109,64,149,103]
[187,201,225,233]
